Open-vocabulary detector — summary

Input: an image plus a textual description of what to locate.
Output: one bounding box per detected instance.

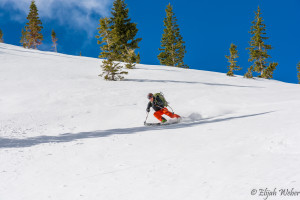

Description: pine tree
[244,66,254,78]
[0,29,3,43]
[51,30,58,52]
[158,3,188,68]
[96,17,128,81]
[297,62,300,84]
[100,59,128,81]
[20,28,29,48]
[225,43,241,76]
[110,0,142,69]
[246,6,277,79]
[136,52,141,64]
[97,17,113,59]
[261,62,277,79]
[25,0,43,49]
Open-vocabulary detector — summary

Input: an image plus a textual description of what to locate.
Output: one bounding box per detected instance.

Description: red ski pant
[154,108,180,121]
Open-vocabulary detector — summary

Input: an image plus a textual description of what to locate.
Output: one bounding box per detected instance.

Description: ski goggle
[147,94,153,99]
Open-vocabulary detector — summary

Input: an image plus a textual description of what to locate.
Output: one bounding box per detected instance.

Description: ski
[144,119,181,126]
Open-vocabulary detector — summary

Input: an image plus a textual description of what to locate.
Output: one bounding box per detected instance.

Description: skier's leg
[162,108,181,118]
[154,109,164,121]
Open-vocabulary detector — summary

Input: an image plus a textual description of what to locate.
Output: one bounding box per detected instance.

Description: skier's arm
[146,101,152,112]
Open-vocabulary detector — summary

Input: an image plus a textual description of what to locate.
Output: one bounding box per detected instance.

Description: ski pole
[144,112,149,125]
[168,105,174,114]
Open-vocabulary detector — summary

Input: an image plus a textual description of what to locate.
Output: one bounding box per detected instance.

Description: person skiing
[146,93,181,123]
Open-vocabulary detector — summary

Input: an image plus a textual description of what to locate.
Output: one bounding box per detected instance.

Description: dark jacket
[147,96,164,111]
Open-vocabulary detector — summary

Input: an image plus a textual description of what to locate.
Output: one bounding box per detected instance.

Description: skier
[146,93,181,123]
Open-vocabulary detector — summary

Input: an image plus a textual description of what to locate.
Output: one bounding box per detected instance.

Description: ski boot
[161,117,167,123]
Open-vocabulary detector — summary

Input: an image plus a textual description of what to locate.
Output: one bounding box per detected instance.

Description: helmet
[147,93,153,99]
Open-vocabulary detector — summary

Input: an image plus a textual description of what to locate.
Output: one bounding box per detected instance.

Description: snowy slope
[1,43,300,200]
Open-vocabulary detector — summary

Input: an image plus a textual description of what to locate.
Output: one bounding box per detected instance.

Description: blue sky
[0,0,299,83]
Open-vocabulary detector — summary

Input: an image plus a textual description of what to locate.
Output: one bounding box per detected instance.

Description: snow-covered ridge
[1,43,300,200]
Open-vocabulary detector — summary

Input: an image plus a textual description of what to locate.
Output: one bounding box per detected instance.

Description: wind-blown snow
[1,43,300,200]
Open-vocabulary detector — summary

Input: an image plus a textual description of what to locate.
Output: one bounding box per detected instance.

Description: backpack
[153,92,168,107]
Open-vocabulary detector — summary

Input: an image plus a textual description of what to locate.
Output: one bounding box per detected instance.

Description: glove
[146,108,150,112]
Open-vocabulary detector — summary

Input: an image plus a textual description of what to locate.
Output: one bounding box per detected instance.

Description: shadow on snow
[0,111,273,149]
[125,79,263,88]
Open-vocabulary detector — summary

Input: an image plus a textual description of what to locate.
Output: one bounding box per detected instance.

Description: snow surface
[1,43,300,200]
